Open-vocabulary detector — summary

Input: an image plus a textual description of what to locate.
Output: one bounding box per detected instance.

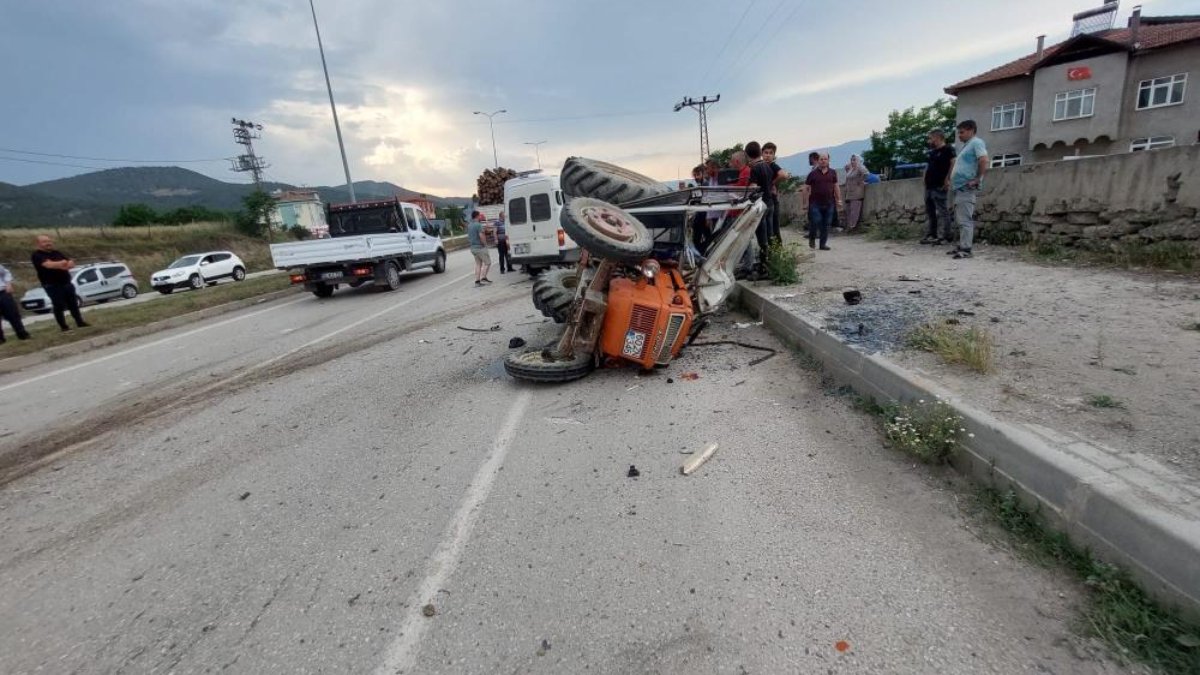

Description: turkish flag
[1067,66,1093,81]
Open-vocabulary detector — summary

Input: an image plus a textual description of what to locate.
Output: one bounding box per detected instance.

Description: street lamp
[524,140,547,170]
[308,0,356,203]
[474,109,507,168]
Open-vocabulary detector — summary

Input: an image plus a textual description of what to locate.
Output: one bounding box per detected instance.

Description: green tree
[707,143,744,167]
[862,98,957,175]
[112,203,159,227]
[161,205,230,225]
[234,190,277,238]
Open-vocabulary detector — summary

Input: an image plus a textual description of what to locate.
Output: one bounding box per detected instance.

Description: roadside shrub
[865,221,920,241]
[882,398,968,464]
[764,240,801,285]
[907,322,995,374]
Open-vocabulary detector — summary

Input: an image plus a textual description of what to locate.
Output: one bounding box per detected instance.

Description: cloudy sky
[1,0,1193,196]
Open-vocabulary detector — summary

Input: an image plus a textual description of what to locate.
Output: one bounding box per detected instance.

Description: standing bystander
[948,120,989,259]
[842,154,869,231]
[30,235,89,332]
[805,153,841,251]
[467,212,493,286]
[495,211,510,274]
[921,129,956,245]
[0,262,32,343]
[762,142,788,242]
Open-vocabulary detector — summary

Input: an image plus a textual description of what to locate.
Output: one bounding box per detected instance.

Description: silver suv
[20,262,139,312]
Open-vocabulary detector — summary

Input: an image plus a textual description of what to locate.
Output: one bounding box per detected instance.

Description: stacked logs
[474,167,517,205]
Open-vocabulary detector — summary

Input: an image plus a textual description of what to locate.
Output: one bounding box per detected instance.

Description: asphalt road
[0,248,1125,674]
[21,269,281,325]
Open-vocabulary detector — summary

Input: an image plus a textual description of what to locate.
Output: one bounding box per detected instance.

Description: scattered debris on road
[457,324,501,333]
[422,603,437,617]
[843,289,863,305]
[462,345,474,355]
[688,341,778,367]
[734,321,763,329]
[238,491,251,501]
[508,337,527,349]
[679,372,700,381]
[626,465,640,478]
[536,639,552,656]
[681,443,719,476]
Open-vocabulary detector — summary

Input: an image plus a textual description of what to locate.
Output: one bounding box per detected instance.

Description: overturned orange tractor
[504,158,766,383]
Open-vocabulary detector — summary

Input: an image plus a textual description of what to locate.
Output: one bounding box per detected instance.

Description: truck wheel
[560,157,670,205]
[433,250,447,273]
[532,268,580,323]
[504,348,594,383]
[560,198,653,265]
[312,283,335,298]
[384,261,402,290]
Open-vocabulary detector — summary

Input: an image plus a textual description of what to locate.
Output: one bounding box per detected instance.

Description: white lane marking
[244,272,473,376]
[375,390,532,675]
[0,296,308,394]
[0,266,476,395]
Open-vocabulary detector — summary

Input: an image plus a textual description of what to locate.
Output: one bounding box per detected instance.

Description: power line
[0,147,230,163]
[697,0,757,89]
[710,0,789,88]
[0,155,109,171]
[729,1,803,86]
[489,110,671,125]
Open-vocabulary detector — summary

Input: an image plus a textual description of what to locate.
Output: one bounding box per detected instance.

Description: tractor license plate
[622,330,646,358]
[321,271,342,280]
[513,243,530,255]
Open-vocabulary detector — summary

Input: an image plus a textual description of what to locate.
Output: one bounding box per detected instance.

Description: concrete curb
[736,282,1200,617]
[0,287,302,376]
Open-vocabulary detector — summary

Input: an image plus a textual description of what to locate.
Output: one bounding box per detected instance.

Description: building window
[1053,88,1096,121]
[990,153,1022,168]
[1130,136,1175,151]
[1137,73,1187,109]
[991,102,1026,131]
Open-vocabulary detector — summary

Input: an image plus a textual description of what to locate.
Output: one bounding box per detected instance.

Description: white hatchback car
[151,251,247,294]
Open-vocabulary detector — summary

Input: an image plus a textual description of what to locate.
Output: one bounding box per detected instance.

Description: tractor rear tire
[560,198,653,265]
[532,268,580,323]
[504,348,594,383]
[559,157,670,205]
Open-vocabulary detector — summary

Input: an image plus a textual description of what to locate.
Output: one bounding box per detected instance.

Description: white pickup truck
[270,197,448,298]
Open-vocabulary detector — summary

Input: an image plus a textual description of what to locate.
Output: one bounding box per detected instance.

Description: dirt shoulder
[760,232,1200,480]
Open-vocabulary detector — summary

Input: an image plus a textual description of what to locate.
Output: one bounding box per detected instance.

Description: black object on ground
[843,290,862,305]
[627,465,640,478]
[508,337,527,349]
[689,340,779,367]
[457,324,501,332]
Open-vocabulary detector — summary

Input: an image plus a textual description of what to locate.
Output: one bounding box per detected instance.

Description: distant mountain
[776,138,872,177]
[0,167,470,227]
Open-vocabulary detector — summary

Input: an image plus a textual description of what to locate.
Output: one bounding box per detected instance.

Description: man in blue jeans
[948,120,989,259]
[805,153,841,251]
[920,129,956,245]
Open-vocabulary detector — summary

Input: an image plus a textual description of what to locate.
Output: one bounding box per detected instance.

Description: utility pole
[474,109,507,168]
[673,94,720,165]
[229,118,268,188]
[309,0,356,203]
[524,140,547,170]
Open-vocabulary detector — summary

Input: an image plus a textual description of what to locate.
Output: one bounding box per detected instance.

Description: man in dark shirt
[921,129,957,245]
[762,142,789,244]
[31,235,89,331]
[805,153,840,251]
[745,142,779,268]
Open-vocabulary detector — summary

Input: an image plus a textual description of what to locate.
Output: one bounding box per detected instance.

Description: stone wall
[861,145,1200,252]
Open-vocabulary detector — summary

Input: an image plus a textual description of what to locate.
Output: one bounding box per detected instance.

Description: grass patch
[864,221,921,241]
[980,228,1031,246]
[1085,393,1125,409]
[975,487,1200,673]
[1025,238,1197,275]
[907,322,995,374]
[882,398,966,464]
[0,275,292,359]
[0,222,276,292]
[764,240,802,285]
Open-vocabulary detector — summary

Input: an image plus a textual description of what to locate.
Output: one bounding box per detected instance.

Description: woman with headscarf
[842,154,869,231]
